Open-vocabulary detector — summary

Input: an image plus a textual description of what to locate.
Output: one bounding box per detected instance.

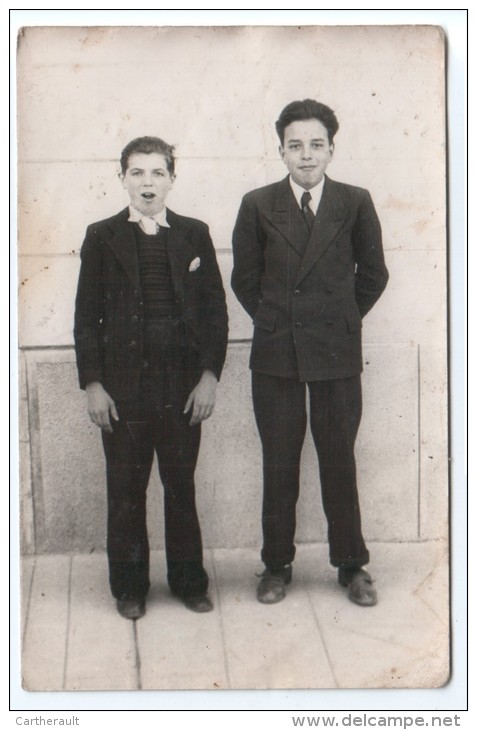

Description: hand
[184,370,218,426]
[85,381,119,433]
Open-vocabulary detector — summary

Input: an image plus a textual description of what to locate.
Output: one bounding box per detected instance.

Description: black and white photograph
[13,10,463,710]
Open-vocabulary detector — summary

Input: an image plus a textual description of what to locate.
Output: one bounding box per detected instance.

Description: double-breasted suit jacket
[74,207,228,401]
[231,175,388,382]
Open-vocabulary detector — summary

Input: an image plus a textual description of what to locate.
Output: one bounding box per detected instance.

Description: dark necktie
[301,191,315,232]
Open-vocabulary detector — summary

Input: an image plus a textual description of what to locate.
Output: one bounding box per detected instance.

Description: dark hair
[275,99,339,145]
[120,136,176,175]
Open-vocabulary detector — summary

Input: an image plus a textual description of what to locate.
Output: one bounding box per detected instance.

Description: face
[120,152,174,216]
[280,119,334,190]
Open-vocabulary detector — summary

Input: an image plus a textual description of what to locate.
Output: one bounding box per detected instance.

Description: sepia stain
[413,220,428,235]
[382,195,422,212]
[79,28,110,49]
[16,27,26,51]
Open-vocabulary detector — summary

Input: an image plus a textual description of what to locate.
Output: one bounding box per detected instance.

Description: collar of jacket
[104,207,196,294]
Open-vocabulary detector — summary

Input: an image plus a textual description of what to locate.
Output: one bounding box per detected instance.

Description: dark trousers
[101,370,208,600]
[251,371,369,571]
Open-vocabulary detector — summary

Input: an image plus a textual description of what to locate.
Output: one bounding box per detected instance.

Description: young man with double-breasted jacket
[231,100,388,607]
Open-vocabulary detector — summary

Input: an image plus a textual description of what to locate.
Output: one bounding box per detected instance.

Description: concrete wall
[17,25,447,555]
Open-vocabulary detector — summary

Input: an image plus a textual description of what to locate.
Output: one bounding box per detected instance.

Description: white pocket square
[189,257,201,272]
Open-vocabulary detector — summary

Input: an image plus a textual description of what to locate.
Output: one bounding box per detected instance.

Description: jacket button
[294,289,301,296]
[143,360,149,369]
[129,340,138,349]
[295,321,303,328]
[325,288,333,295]
[330,353,338,360]
[131,315,139,323]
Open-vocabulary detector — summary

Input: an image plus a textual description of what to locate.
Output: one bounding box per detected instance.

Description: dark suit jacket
[74,207,228,400]
[231,175,388,381]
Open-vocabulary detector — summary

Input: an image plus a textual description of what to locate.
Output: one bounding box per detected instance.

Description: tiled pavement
[20,541,449,693]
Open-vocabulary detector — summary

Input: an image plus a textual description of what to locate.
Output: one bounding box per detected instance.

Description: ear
[279,145,285,160]
[329,143,335,157]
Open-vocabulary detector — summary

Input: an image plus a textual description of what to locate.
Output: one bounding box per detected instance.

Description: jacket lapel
[105,207,196,297]
[164,209,197,299]
[106,209,141,290]
[263,178,309,257]
[295,176,348,286]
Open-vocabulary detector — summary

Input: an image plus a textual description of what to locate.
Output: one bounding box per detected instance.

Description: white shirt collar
[128,205,170,228]
[289,175,325,215]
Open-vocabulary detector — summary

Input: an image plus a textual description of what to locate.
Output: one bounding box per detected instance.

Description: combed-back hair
[275,100,339,145]
[120,136,176,175]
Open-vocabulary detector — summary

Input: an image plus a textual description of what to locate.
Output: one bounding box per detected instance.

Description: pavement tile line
[210,548,232,690]
[21,557,36,650]
[19,542,449,692]
[305,589,338,689]
[62,555,73,691]
[132,621,142,691]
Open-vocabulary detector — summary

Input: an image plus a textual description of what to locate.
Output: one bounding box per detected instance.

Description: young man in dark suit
[231,100,388,607]
[74,137,228,620]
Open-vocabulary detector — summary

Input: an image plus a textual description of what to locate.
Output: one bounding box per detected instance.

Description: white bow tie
[140,217,160,235]
[128,206,170,233]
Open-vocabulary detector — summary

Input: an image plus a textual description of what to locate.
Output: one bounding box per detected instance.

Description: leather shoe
[338,567,377,607]
[116,597,146,620]
[182,594,214,613]
[257,565,292,604]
